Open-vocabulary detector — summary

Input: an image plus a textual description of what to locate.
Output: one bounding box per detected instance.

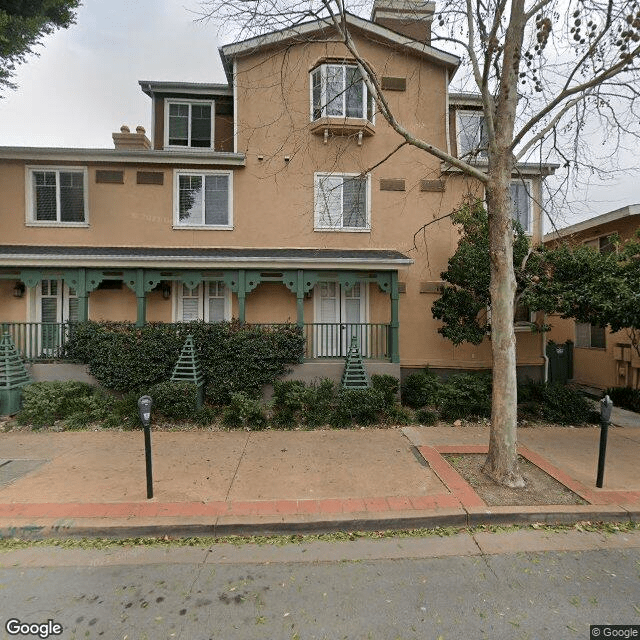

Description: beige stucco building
[0,1,553,382]
[544,204,640,390]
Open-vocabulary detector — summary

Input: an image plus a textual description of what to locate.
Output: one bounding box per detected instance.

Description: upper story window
[314,173,370,231]
[165,99,214,149]
[457,110,488,159]
[174,170,232,229]
[311,64,374,122]
[27,167,88,226]
[576,322,606,349]
[510,180,532,234]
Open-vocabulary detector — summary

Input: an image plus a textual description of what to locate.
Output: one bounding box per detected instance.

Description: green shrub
[605,386,640,413]
[371,374,400,408]
[382,404,414,425]
[17,381,112,429]
[415,408,438,425]
[222,392,267,430]
[64,320,305,403]
[145,381,199,421]
[538,383,593,425]
[401,369,442,408]
[330,388,384,428]
[271,380,309,428]
[304,379,335,428]
[437,373,492,420]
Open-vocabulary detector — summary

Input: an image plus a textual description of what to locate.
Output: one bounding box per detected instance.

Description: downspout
[542,314,549,383]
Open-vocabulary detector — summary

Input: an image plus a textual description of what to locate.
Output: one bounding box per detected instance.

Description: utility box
[0,332,32,415]
[546,340,574,385]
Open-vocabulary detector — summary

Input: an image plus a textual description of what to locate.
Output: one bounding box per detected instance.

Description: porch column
[390,271,400,363]
[238,269,246,323]
[296,269,305,327]
[135,269,146,327]
[76,268,89,322]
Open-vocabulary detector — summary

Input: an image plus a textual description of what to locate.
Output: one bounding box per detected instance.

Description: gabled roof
[219,12,460,82]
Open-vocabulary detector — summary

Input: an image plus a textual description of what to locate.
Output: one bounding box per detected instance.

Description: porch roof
[0,245,413,271]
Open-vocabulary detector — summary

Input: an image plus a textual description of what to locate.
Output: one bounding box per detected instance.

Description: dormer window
[165,99,214,149]
[457,110,488,159]
[311,64,374,122]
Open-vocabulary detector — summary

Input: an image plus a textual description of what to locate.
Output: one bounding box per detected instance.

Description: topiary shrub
[64,320,305,403]
[371,374,400,408]
[330,388,385,428]
[605,386,640,413]
[437,372,492,420]
[222,392,267,430]
[401,369,442,408]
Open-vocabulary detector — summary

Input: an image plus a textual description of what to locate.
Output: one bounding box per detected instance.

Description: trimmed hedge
[64,320,305,403]
[605,386,640,413]
[517,380,594,425]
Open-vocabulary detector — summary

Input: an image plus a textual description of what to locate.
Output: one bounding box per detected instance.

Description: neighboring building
[543,204,640,390]
[0,1,554,383]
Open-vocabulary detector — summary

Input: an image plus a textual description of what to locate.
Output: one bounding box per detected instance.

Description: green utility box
[0,332,32,415]
[546,340,574,385]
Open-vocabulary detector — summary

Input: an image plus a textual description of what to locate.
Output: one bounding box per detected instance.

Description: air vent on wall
[137,171,164,185]
[96,170,124,184]
[379,178,405,191]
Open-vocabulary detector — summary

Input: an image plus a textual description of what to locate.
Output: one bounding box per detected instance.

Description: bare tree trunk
[483,175,525,488]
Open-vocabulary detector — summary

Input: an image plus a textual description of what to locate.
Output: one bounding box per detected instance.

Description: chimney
[112,124,151,151]
[371,0,435,43]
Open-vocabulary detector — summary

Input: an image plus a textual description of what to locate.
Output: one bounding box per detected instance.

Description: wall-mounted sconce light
[284,155,291,163]
[161,282,171,299]
[12,282,25,298]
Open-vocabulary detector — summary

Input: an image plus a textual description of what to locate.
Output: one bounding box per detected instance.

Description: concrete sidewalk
[0,424,639,539]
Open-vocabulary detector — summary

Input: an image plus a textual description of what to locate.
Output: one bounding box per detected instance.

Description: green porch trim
[390,271,400,364]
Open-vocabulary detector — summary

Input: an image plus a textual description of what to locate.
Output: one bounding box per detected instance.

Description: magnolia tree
[201,0,640,486]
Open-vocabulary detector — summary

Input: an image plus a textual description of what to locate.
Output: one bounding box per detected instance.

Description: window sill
[314,227,371,233]
[164,145,216,153]
[575,346,607,351]
[173,224,234,231]
[310,117,375,139]
[26,221,89,228]
[514,322,535,333]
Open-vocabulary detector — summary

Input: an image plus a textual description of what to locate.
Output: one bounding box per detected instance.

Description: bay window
[311,64,374,122]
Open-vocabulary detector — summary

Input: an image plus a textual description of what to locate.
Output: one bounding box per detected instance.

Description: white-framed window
[26,167,88,225]
[457,110,488,159]
[576,322,606,349]
[314,173,370,231]
[174,170,233,229]
[310,63,374,122]
[510,180,532,234]
[176,282,231,322]
[165,99,214,149]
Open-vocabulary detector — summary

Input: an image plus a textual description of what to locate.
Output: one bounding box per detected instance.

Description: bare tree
[199,0,640,487]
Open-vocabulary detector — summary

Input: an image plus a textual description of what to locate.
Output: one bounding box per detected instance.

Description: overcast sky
[0,0,637,231]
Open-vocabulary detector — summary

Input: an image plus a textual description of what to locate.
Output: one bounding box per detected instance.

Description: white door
[315,281,367,356]
[36,279,78,354]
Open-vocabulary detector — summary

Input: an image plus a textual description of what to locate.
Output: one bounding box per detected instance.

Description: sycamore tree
[201,0,640,486]
[0,0,79,94]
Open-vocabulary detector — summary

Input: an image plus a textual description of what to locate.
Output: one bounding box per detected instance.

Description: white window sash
[165,99,215,149]
[310,64,370,121]
[26,167,88,225]
[174,171,232,229]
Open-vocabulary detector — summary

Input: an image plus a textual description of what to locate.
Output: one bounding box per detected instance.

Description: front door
[36,279,78,353]
[314,281,367,356]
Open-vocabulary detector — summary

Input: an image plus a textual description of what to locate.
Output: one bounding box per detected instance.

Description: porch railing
[1,321,391,363]
[1,322,78,362]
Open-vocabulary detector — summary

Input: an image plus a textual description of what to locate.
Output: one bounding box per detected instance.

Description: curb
[0,507,637,540]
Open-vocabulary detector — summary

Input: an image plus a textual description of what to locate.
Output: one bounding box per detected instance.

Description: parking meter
[137,396,154,499]
[596,395,613,488]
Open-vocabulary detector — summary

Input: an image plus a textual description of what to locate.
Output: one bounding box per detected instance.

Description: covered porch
[0,246,412,364]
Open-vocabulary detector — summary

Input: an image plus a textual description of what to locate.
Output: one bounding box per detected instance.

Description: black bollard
[137,395,154,499]
[596,395,613,488]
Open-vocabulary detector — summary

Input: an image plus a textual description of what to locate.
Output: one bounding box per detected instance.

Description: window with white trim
[174,171,232,228]
[311,64,374,122]
[28,168,87,224]
[314,173,370,231]
[176,282,230,322]
[576,322,606,349]
[457,110,488,158]
[510,180,532,234]
[165,99,214,149]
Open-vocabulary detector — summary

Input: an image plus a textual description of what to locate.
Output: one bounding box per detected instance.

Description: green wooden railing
[1,321,392,363]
